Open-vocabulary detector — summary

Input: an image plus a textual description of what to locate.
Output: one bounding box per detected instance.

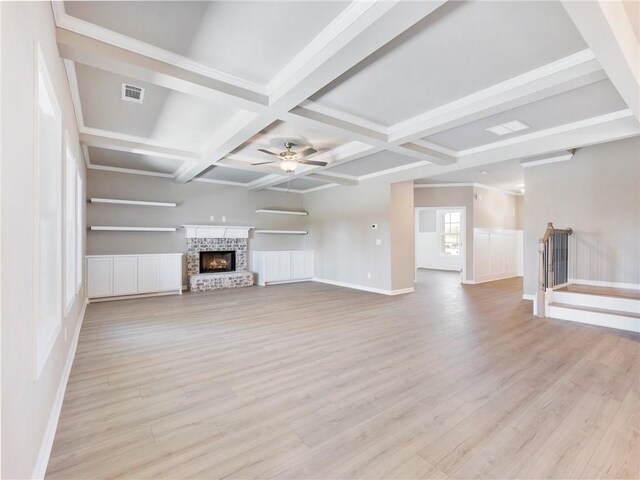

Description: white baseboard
[473,273,520,284]
[522,294,535,301]
[313,278,414,296]
[88,289,181,303]
[569,278,640,290]
[32,298,88,480]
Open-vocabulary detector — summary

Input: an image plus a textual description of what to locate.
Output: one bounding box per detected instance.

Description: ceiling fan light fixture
[280,160,298,173]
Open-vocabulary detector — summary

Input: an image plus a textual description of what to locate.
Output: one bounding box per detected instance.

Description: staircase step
[552,290,640,315]
[547,302,640,333]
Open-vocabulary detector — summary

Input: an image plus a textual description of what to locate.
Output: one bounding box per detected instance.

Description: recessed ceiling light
[486,120,530,136]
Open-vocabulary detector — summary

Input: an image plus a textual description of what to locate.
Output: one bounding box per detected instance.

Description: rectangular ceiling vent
[486,120,530,136]
[121,83,145,104]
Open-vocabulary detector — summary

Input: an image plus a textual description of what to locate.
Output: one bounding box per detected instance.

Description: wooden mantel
[181,225,254,239]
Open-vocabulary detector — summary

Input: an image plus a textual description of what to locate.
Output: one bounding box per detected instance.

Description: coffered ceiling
[55,0,640,194]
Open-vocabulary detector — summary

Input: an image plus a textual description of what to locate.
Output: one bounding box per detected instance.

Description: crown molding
[414,182,522,196]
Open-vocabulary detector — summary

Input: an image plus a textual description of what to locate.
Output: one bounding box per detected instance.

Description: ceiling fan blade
[251,161,277,165]
[298,159,328,167]
[257,148,278,156]
[298,147,318,157]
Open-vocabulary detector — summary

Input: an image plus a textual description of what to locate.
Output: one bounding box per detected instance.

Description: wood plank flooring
[47,271,640,479]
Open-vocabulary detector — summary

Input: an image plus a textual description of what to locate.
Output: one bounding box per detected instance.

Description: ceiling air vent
[486,120,530,136]
[121,83,145,104]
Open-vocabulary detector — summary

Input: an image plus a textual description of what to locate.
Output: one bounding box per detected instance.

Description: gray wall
[473,186,520,230]
[303,177,393,291]
[414,186,474,282]
[1,3,87,477]
[86,170,308,284]
[523,136,640,295]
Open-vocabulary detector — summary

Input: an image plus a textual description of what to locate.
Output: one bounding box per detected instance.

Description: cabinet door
[87,257,113,298]
[137,256,160,293]
[303,251,314,279]
[160,255,182,291]
[264,253,280,282]
[277,252,292,281]
[291,251,306,279]
[113,257,138,296]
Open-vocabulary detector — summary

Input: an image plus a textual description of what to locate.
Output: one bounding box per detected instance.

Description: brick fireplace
[183,225,254,292]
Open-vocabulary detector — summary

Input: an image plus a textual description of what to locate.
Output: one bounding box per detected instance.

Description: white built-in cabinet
[87,254,183,300]
[253,250,314,286]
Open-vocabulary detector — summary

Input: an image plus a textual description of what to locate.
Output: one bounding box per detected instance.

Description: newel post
[536,237,546,317]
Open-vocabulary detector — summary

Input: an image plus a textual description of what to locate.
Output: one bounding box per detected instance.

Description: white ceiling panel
[88,147,183,174]
[311,1,587,127]
[326,151,418,177]
[272,177,330,191]
[76,63,242,151]
[64,1,348,85]
[198,166,269,184]
[424,79,627,151]
[415,158,525,193]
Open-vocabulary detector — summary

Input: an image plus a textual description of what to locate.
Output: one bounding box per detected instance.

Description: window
[65,137,77,312]
[35,47,62,377]
[76,169,83,291]
[440,211,461,256]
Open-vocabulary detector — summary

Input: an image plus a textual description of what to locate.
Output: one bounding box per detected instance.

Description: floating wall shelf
[90,198,177,207]
[255,208,308,216]
[254,229,308,235]
[90,226,176,232]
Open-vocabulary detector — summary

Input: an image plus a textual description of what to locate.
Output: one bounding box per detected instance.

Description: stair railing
[537,222,572,317]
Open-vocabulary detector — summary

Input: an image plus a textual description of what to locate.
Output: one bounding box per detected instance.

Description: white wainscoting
[473,229,523,283]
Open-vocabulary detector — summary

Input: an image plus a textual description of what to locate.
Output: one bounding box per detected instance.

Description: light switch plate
[375,238,381,246]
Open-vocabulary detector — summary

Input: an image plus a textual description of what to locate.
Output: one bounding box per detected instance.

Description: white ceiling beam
[56,28,269,113]
[282,108,456,165]
[379,110,640,185]
[79,128,201,162]
[388,49,606,143]
[307,173,359,186]
[520,151,574,168]
[175,0,447,183]
[562,1,640,120]
[246,174,289,191]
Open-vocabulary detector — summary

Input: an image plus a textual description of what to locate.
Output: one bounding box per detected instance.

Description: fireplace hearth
[200,251,236,273]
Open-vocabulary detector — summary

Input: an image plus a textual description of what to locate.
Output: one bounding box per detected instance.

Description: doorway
[415,207,467,283]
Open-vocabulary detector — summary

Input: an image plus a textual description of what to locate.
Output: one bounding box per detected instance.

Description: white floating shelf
[90,197,177,207]
[254,229,308,235]
[90,226,176,232]
[255,208,308,216]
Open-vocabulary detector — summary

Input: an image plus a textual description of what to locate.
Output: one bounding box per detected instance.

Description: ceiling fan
[252,141,327,173]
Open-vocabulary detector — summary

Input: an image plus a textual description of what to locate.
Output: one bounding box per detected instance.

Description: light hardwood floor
[47,271,640,479]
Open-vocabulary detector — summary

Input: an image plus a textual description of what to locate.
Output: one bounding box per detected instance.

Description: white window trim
[76,169,83,293]
[437,208,463,258]
[34,45,63,378]
[64,131,77,315]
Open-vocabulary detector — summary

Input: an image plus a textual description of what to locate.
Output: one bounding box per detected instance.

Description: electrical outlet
[209,215,215,221]
[375,238,381,246]
[367,272,372,279]
[222,216,227,223]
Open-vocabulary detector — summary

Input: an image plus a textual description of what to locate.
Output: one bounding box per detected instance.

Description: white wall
[86,170,308,285]
[523,137,640,295]
[1,3,87,478]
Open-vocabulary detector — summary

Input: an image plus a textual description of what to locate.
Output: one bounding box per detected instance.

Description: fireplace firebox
[199,251,236,273]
